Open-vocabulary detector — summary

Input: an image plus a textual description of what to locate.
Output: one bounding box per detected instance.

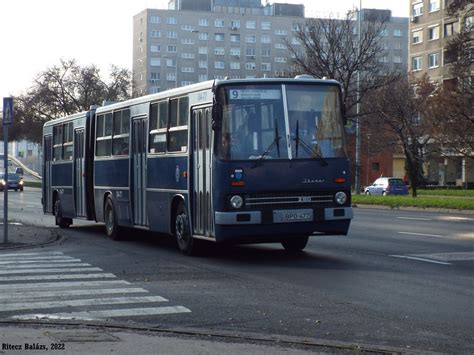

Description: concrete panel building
[132,0,409,97]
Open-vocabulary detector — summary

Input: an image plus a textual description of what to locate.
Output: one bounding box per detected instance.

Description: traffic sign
[3,97,13,126]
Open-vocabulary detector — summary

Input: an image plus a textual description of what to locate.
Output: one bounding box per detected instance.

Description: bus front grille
[245,192,335,209]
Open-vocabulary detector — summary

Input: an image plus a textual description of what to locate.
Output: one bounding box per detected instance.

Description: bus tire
[281,236,308,252]
[174,202,199,256]
[104,196,123,240]
[54,198,71,229]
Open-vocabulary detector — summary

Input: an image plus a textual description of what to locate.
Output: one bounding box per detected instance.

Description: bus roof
[43,110,90,129]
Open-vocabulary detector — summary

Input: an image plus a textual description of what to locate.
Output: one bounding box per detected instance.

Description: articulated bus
[42,77,353,255]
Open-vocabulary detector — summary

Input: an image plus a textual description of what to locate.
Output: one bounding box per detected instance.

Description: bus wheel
[54,199,71,229]
[175,202,199,256]
[104,196,122,240]
[281,236,308,252]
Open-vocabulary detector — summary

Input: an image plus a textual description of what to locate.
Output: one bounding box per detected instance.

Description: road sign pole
[3,126,8,243]
[3,97,13,244]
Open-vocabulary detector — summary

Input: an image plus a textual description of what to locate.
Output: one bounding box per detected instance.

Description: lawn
[352,192,474,210]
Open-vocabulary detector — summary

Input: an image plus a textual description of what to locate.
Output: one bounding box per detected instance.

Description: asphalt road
[1,189,473,353]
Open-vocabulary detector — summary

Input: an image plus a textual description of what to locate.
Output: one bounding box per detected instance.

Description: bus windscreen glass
[218,84,346,161]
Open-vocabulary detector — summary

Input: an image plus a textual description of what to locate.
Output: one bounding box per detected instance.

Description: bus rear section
[208,79,353,250]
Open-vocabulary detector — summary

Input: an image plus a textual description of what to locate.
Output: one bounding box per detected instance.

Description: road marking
[397,217,432,221]
[0,280,131,290]
[0,256,82,261]
[0,288,149,300]
[0,263,91,268]
[0,267,103,275]
[398,231,445,238]
[0,273,116,282]
[0,252,65,258]
[390,255,451,265]
[411,252,474,262]
[2,296,168,312]
[0,258,83,265]
[12,306,192,321]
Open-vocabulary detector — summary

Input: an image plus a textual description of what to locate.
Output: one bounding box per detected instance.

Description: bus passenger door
[132,117,148,226]
[43,135,53,214]
[192,107,213,237]
[73,129,86,217]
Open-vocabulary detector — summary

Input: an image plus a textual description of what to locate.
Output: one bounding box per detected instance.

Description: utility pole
[2,97,13,244]
[354,0,362,194]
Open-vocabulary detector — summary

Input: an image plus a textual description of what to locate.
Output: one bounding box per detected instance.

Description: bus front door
[73,129,86,217]
[132,117,148,226]
[192,107,213,237]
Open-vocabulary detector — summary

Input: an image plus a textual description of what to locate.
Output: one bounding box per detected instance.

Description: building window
[274,57,287,63]
[393,29,402,37]
[150,58,161,66]
[261,22,271,30]
[150,15,160,24]
[181,38,195,45]
[275,43,287,50]
[150,45,160,53]
[261,49,271,57]
[412,56,422,71]
[181,25,194,31]
[245,62,256,70]
[198,61,208,69]
[428,25,440,40]
[230,48,241,56]
[413,2,423,17]
[230,34,240,42]
[428,52,439,68]
[246,21,256,29]
[167,31,177,39]
[261,63,271,71]
[230,20,240,29]
[166,73,176,81]
[230,62,240,70]
[199,47,208,54]
[215,33,225,41]
[444,22,458,37]
[181,67,195,73]
[215,19,225,28]
[166,58,176,67]
[412,29,423,44]
[214,61,225,69]
[275,29,288,36]
[199,18,209,27]
[167,17,177,25]
[198,74,208,81]
[393,56,402,64]
[429,0,439,12]
[150,30,161,39]
[291,38,301,45]
[181,53,195,59]
[214,48,225,55]
[167,45,177,53]
[246,48,256,58]
[198,32,209,40]
[291,23,300,32]
[261,35,271,44]
[246,35,256,43]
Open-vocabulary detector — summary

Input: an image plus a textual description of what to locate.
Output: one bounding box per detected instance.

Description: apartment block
[132,0,409,96]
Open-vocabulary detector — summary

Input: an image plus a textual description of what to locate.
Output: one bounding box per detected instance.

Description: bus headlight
[19,180,24,185]
[335,191,347,205]
[230,195,243,209]
[0,180,5,186]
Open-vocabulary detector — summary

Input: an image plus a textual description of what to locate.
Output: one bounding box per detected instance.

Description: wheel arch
[170,194,187,234]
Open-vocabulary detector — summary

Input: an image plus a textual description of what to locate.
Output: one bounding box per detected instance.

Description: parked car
[15,167,24,175]
[364,177,408,196]
[0,172,24,191]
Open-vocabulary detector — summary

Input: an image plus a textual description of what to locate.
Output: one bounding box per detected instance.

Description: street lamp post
[355,0,362,194]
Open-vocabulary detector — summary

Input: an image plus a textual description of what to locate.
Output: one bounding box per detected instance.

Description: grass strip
[416,189,474,197]
[352,195,474,210]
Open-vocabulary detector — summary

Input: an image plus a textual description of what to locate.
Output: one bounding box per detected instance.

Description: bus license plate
[273,209,313,223]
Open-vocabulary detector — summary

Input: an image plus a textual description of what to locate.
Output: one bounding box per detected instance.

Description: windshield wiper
[257,120,281,161]
[294,120,328,166]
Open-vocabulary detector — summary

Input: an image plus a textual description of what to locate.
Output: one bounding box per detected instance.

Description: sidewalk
[0,222,58,250]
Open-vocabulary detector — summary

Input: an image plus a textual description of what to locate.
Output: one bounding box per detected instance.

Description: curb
[0,227,62,251]
[353,203,474,215]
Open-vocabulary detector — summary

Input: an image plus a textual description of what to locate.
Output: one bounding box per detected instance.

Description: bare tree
[286,13,396,120]
[367,74,437,197]
[1,59,132,143]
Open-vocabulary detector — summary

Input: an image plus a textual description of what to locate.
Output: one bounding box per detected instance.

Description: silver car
[364,177,408,196]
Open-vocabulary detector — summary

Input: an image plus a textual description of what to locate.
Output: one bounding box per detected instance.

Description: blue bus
[42,77,353,255]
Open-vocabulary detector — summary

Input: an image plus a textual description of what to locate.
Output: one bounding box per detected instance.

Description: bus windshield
[217,84,346,161]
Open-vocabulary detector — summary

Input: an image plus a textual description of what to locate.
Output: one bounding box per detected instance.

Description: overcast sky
[0,0,408,103]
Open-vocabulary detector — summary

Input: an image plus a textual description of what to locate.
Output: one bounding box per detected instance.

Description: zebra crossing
[0,251,191,321]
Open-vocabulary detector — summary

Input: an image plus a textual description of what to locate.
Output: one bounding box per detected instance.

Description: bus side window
[149,101,167,154]
[112,109,130,156]
[53,125,63,161]
[168,97,188,153]
[96,113,113,157]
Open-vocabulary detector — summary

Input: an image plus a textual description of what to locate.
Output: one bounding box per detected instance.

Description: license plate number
[273,209,313,223]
